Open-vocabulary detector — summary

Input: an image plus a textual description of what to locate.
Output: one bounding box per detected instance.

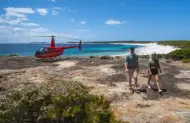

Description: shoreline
[0,43,178,57]
[111,43,178,56]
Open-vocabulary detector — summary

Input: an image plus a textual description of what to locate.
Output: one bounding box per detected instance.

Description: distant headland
[30,42,48,44]
[68,40,155,44]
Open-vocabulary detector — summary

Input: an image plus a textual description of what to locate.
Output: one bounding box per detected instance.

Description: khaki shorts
[128,68,138,79]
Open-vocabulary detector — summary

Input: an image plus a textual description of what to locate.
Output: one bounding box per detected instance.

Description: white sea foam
[135,43,178,55]
[111,43,179,56]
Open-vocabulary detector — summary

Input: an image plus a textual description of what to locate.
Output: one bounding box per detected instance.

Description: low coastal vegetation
[8,54,19,56]
[0,81,126,123]
[167,49,190,60]
[100,56,114,60]
[155,50,190,63]
[158,41,190,63]
[182,58,190,63]
[0,54,19,57]
[158,40,190,49]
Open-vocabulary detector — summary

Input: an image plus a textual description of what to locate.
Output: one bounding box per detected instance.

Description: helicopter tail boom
[61,40,82,50]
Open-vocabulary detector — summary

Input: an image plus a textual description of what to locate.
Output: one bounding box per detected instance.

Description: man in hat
[125,47,139,90]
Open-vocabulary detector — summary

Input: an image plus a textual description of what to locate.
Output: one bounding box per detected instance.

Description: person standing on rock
[125,47,139,90]
[147,52,163,94]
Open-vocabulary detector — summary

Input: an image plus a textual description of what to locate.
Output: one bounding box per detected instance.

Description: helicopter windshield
[35,47,45,55]
[39,48,44,52]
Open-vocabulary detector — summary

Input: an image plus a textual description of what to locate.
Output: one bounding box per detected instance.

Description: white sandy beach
[112,43,178,56]
[135,43,178,55]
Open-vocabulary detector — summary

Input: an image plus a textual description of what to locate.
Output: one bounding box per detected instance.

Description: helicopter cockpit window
[44,48,48,52]
[39,48,44,52]
[35,47,45,55]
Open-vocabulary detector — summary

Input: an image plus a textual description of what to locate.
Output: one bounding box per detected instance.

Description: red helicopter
[35,36,82,59]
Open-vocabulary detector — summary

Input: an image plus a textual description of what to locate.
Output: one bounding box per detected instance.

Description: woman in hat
[147,52,163,93]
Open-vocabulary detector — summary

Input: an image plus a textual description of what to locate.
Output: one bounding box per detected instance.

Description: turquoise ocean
[0,43,143,57]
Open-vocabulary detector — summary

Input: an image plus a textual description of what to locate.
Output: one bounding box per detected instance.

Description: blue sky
[0,0,190,42]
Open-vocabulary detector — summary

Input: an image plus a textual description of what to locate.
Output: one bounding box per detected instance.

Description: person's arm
[157,60,162,73]
[125,62,128,72]
[136,55,139,71]
[148,61,152,72]
[125,56,128,72]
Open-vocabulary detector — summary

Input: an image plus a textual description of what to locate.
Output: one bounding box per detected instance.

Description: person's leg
[134,78,138,89]
[147,70,152,88]
[133,69,138,89]
[155,75,162,92]
[128,69,133,89]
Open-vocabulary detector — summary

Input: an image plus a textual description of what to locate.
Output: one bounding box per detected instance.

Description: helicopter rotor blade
[20,36,55,38]
[6,36,82,44]
[7,36,80,40]
[29,36,54,37]
[7,36,53,39]
[54,36,80,41]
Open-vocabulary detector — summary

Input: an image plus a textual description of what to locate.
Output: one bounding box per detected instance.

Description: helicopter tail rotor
[50,36,55,47]
[79,40,82,51]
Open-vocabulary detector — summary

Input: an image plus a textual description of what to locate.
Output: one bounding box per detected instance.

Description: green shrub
[0,81,124,123]
[89,56,99,59]
[100,56,114,60]
[8,54,19,56]
[168,49,190,60]
[158,41,190,48]
[182,58,190,63]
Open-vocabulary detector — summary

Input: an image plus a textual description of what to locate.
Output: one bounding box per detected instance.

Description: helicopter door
[47,48,56,53]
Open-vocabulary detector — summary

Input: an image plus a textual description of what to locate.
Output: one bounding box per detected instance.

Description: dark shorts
[150,69,159,75]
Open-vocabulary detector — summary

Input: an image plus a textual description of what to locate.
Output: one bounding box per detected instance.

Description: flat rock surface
[0,56,190,123]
